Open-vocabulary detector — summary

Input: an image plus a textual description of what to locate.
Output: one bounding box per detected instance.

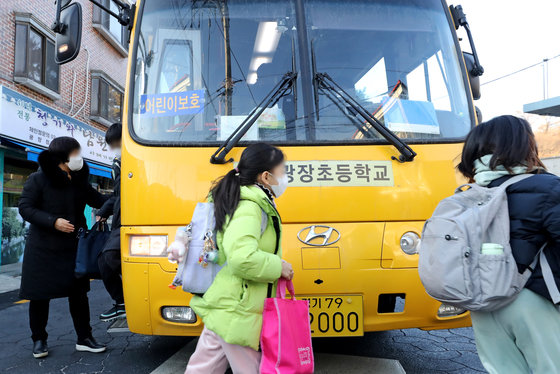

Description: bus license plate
[297,295,363,337]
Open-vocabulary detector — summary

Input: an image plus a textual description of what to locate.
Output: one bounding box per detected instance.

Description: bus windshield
[131,0,473,145]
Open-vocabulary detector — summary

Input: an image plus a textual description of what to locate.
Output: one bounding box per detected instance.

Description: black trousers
[29,292,92,342]
[98,250,124,304]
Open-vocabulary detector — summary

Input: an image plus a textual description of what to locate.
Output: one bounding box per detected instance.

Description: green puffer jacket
[189,185,283,350]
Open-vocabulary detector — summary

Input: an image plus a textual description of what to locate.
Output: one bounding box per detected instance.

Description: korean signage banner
[0,86,113,166]
[286,160,394,187]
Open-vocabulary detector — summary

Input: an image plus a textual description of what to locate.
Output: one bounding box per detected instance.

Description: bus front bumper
[121,262,470,337]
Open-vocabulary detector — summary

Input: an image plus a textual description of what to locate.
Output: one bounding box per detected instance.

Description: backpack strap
[525,243,560,306]
[540,247,560,305]
[455,174,533,194]
[497,174,534,190]
[260,209,268,236]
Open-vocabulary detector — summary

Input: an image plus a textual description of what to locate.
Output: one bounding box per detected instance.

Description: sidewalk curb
[0,274,21,294]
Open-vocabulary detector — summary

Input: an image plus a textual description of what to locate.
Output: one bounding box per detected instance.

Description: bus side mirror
[463,52,481,100]
[54,2,82,64]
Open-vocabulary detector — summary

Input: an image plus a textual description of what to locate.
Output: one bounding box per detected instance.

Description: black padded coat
[18,151,106,300]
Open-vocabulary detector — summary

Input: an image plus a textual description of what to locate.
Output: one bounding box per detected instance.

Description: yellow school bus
[75,0,483,336]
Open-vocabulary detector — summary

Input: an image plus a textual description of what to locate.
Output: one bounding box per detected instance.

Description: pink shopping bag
[260,279,314,374]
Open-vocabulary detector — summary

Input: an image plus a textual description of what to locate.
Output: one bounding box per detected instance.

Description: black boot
[99,304,126,322]
[76,336,106,353]
[32,340,48,358]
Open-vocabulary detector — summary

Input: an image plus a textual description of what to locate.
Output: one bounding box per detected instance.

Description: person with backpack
[96,123,125,321]
[421,115,560,373]
[181,143,294,374]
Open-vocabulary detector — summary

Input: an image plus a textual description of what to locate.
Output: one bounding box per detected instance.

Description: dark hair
[48,136,81,164]
[458,115,545,180]
[211,143,284,231]
[105,123,122,145]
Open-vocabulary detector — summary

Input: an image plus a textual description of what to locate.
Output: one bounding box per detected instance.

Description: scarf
[473,154,528,187]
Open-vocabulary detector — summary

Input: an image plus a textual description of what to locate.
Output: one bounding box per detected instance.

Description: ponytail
[211,169,241,232]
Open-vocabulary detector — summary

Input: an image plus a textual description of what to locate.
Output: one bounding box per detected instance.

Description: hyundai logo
[297,225,340,246]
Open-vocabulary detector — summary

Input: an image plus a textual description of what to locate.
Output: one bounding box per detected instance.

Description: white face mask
[269,173,289,198]
[67,155,84,171]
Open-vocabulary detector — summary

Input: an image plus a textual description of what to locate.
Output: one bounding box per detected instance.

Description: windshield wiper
[210,72,297,164]
[314,72,416,162]
[314,77,377,139]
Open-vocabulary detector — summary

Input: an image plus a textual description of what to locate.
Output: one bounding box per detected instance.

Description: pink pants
[185,327,261,374]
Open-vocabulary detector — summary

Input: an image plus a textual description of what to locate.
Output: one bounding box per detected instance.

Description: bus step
[107,318,130,334]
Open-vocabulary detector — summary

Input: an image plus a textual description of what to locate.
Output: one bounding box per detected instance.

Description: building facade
[0,0,128,269]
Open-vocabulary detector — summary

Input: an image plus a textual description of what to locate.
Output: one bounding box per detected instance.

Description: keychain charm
[198,230,219,268]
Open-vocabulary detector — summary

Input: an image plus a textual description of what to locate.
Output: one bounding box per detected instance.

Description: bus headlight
[129,235,168,256]
[400,232,420,255]
[161,306,197,323]
[437,304,467,318]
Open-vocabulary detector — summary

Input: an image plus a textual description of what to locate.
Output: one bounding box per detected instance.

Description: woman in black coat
[19,137,107,358]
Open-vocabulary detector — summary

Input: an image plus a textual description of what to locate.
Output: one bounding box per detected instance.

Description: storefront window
[1,158,34,266]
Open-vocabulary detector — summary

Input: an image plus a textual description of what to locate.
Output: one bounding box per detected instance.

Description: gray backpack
[171,202,268,295]
[419,174,560,311]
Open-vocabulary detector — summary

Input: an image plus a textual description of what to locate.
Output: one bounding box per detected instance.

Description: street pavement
[0,281,486,374]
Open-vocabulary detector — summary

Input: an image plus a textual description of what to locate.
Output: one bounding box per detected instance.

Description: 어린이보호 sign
[0,86,114,166]
[140,90,205,117]
[286,160,394,187]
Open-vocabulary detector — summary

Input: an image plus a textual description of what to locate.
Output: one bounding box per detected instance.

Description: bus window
[406,63,428,102]
[131,0,473,145]
[158,40,193,93]
[354,58,389,105]
[426,51,452,112]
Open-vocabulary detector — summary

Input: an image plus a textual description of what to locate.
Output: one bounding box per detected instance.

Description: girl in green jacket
[185,143,294,374]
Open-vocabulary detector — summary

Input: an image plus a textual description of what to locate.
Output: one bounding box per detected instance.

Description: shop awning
[87,163,112,178]
[17,142,43,162]
[2,138,112,179]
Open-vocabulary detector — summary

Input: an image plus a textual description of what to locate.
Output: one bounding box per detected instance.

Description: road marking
[314,353,406,373]
[14,299,29,304]
[151,339,197,374]
[150,340,406,374]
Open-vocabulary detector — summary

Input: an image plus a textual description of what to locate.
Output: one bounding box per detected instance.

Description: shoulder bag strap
[267,213,282,298]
